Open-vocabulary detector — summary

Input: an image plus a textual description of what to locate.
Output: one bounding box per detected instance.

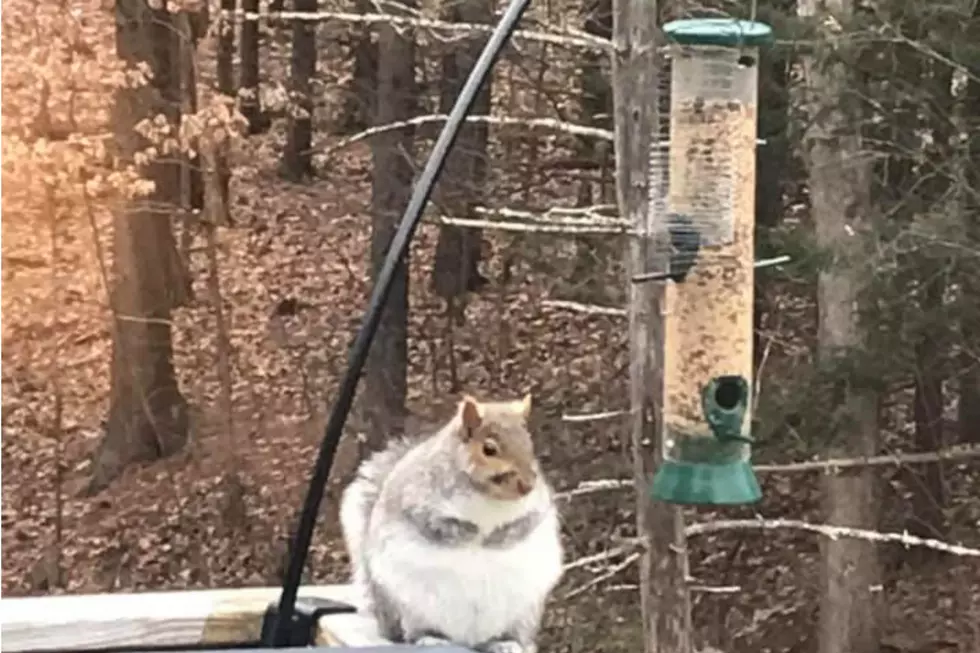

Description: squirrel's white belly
[367,513,563,646]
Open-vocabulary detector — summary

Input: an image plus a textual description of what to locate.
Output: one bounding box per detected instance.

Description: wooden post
[612,1,692,652]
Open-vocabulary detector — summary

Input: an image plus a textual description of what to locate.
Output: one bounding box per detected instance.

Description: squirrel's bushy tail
[339,436,417,594]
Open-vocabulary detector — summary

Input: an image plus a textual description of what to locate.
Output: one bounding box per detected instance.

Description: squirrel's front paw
[480,639,533,653]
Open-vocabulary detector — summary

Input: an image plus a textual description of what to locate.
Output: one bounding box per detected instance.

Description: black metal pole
[265,0,533,644]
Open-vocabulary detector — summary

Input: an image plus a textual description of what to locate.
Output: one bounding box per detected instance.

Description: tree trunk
[362,1,416,448]
[429,0,493,323]
[239,0,268,134]
[753,21,791,369]
[338,0,378,134]
[212,0,235,225]
[906,58,955,544]
[613,0,691,651]
[566,0,613,298]
[281,0,318,181]
[799,2,881,652]
[174,7,206,303]
[91,0,190,494]
[910,273,947,539]
[960,32,980,445]
[577,0,612,205]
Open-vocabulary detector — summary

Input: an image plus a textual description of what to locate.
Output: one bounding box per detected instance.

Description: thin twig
[564,552,641,599]
[604,583,638,592]
[557,445,980,500]
[543,300,627,317]
[438,216,631,234]
[563,543,638,571]
[323,114,613,155]
[561,409,629,422]
[473,205,626,226]
[685,518,980,557]
[752,330,775,415]
[555,478,633,501]
[689,584,742,594]
[751,446,980,472]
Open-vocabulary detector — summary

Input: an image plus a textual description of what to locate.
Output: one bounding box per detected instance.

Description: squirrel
[339,393,563,653]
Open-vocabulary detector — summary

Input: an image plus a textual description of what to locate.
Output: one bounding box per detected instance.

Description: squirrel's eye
[482,440,499,457]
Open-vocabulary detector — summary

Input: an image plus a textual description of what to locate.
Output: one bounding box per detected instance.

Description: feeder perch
[648,18,773,506]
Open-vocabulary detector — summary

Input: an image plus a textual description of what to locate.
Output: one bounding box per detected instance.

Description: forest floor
[3,35,980,653]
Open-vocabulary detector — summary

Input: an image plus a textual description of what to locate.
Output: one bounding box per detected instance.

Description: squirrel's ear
[519,393,532,420]
[459,395,483,430]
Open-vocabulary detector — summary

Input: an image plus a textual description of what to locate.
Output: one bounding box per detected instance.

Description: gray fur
[345,433,548,552]
[340,436,418,587]
[399,607,453,646]
[404,505,480,546]
[365,575,405,642]
[482,508,548,549]
[341,409,561,653]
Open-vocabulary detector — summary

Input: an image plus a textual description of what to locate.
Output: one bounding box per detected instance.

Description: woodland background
[2,0,980,652]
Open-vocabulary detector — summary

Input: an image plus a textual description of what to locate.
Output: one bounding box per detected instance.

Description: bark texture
[93,0,191,493]
[429,0,494,324]
[238,0,268,134]
[362,1,417,447]
[281,0,318,181]
[799,1,882,651]
[613,0,691,651]
[338,0,378,134]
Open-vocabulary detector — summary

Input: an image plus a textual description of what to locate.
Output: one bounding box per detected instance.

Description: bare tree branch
[561,408,629,421]
[437,216,631,234]
[543,299,627,317]
[220,10,613,52]
[685,518,980,557]
[557,445,980,499]
[564,552,641,599]
[323,114,614,155]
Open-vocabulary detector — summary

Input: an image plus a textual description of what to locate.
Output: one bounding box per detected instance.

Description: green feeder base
[651,459,761,505]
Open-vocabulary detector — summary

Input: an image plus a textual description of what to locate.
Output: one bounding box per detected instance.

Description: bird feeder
[648,18,773,505]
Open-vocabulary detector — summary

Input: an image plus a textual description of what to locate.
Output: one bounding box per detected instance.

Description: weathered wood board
[0,584,388,652]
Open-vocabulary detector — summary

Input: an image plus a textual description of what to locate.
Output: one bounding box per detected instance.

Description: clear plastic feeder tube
[651,19,773,506]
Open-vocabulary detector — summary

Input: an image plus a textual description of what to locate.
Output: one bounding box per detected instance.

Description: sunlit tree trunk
[212,0,235,225]
[92,0,190,493]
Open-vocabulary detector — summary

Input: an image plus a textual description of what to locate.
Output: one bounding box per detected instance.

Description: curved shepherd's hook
[266,0,534,645]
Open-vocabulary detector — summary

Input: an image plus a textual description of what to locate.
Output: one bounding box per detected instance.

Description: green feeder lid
[664,18,773,48]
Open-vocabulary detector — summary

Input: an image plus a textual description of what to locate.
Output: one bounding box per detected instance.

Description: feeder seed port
[702,375,753,444]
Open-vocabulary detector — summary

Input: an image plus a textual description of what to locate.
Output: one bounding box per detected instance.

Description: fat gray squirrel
[339,394,563,653]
